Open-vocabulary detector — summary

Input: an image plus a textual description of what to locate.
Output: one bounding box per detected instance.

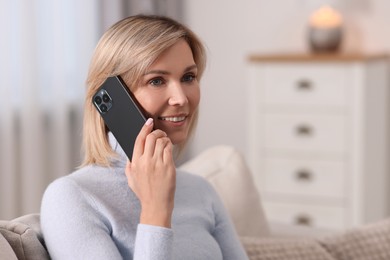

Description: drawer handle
[296,79,313,91]
[296,170,312,181]
[296,125,313,136]
[294,214,312,226]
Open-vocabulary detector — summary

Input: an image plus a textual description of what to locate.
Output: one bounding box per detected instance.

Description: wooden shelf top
[248,52,390,63]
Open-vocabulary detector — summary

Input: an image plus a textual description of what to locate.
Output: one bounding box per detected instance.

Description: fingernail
[145,118,153,126]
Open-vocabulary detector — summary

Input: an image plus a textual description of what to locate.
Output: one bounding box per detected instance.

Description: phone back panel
[93,76,146,160]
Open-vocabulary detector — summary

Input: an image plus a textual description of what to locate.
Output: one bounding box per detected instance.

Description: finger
[143,130,168,157]
[163,141,173,164]
[154,136,170,159]
[132,118,154,160]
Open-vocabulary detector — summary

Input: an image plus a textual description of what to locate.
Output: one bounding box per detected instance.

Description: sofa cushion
[0,233,18,260]
[179,145,269,237]
[0,214,50,260]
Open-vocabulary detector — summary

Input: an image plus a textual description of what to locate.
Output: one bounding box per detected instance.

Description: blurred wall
[182,0,390,159]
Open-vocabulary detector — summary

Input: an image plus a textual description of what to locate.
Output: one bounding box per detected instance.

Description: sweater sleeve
[133,224,174,259]
[208,183,249,260]
[40,178,122,260]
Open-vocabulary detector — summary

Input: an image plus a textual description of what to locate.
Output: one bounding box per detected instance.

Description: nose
[168,82,188,106]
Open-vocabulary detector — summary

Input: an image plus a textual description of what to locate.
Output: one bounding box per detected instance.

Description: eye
[148,77,165,86]
[182,73,197,83]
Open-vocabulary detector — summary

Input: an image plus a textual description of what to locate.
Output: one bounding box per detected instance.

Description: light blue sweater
[41,134,248,259]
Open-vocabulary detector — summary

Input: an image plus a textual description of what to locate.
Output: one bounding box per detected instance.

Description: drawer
[263,64,348,108]
[264,114,346,154]
[263,201,346,230]
[264,158,346,199]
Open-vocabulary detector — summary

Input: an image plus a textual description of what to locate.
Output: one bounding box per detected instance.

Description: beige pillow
[0,233,18,260]
[0,214,50,260]
[179,145,269,237]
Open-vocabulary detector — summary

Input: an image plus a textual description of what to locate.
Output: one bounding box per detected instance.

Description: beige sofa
[0,214,48,260]
[1,145,390,259]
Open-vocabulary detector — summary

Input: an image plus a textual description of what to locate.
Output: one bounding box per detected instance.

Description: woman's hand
[125,118,176,228]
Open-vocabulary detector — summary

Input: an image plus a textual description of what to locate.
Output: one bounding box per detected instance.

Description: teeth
[160,116,186,122]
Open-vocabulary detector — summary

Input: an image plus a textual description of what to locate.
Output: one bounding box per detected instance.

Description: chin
[169,133,188,146]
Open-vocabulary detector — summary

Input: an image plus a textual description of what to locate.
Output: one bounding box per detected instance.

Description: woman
[41,15,248,259]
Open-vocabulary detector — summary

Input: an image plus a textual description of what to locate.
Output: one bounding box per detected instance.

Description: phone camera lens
[102,94,110,103]
[100,104,108,113]
[94,96,102,105]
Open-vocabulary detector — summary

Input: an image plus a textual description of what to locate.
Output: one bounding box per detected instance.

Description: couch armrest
[240,218,390,260]
[240,236,333,260]
[0,233,18,260]
[319,218,390,260]
[0,214,50,260]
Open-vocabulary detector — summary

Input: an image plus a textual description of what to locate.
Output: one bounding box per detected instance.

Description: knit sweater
[40,134,248,259]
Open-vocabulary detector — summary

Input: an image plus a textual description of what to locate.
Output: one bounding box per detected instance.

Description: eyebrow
[144,64,198,76]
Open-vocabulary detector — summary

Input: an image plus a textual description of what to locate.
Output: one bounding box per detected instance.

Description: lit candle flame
[309,5,343,28]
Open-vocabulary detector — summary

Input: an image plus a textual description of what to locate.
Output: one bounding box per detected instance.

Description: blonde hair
[81,15,206,167]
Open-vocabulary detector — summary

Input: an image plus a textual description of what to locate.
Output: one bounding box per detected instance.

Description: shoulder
[43,166,93,195]
[40,166,113,232]
[44,164,119,193]
[41,170,88,210]
[42,165,110,209]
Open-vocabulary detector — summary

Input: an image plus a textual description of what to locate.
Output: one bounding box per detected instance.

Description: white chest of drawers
[246,53,390,234]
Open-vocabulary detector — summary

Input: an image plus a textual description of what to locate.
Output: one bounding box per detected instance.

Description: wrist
[140,207,173,228]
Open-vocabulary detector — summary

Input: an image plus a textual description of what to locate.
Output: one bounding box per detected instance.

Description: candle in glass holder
[308,5,343,52]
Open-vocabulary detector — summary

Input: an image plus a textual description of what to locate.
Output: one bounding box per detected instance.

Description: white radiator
[0,0,97,220]
[0,105,84,220]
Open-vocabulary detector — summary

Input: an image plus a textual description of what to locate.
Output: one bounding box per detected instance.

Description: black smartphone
[92,76,146,160]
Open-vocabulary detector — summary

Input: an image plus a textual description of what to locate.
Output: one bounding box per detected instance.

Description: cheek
[189,86,200,109]
[132,90,161,116]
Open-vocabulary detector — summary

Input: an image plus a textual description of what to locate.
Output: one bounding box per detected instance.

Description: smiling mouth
[158,116,187,122]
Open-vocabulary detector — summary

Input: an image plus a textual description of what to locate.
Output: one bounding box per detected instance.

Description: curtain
[0,0,182,220]
[100,0,183,32]
[0,0,99,220]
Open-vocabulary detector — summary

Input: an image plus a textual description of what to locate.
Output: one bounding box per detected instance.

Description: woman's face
[133,39,200,145]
